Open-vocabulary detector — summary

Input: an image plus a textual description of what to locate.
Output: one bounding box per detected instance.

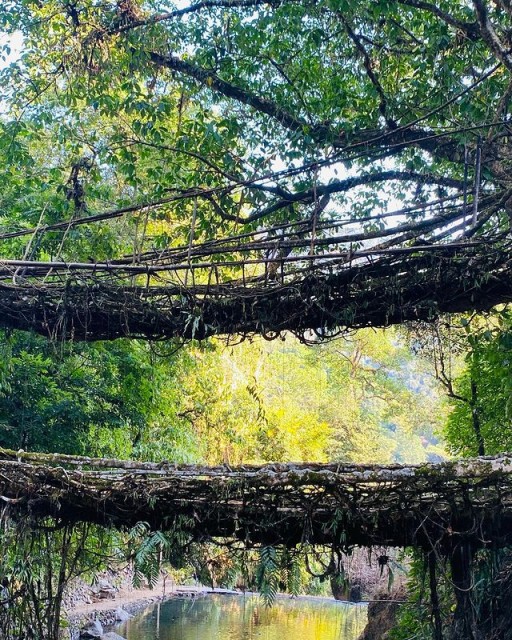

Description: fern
[129,526,170,589]
[256,546,279,607]
[286,555,302,597]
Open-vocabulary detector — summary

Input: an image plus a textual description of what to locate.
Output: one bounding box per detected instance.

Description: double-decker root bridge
[1,448,512,553]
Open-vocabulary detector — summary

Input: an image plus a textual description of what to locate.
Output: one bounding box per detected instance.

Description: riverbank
[65,581,211,639]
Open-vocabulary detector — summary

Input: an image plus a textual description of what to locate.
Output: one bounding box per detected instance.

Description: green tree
[0,518,117,639]
[444,310,512,456]
[0,330,198,460]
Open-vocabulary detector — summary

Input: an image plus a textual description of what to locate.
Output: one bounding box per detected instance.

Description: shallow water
[116,593,367,640]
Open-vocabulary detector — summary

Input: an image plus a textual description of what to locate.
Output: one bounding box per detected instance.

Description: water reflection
[116,594,367,640]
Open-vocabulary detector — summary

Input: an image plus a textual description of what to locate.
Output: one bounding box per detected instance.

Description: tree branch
[472,0,512,71]
[148,51,330,140]
[398,0,480,39]
[106,0,276,35]
[212,171,466,223]
[342,17,397,129]
[147,49,496,169]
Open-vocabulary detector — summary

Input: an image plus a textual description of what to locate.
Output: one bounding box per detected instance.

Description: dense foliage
[0,327,445,464]
[1,1,512,340]
[444,310,512,456]
[178,331,445,465]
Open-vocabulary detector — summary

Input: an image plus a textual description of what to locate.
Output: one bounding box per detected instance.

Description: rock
[358,587,406,640]
[98,579,112,590]
[115,608,131,622]
[349,584,362,603]
[101,633,127,640]
[80,619,104,638]
[96,579,116,600]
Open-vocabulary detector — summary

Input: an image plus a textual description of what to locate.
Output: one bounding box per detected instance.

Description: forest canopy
[1,1,512,340]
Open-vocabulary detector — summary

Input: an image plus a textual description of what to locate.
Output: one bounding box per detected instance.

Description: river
[115,593,367,640]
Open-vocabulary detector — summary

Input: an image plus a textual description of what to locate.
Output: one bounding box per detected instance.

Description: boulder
[80,619,103,638]
[101,633,127,640]
[115,607,131,622]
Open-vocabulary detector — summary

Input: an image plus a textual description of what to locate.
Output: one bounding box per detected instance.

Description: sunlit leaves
[445,310,512,456]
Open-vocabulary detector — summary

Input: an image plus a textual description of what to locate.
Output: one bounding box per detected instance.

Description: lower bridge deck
[1,449,511,551]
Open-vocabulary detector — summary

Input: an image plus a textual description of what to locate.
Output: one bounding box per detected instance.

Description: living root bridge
[1,449,512,550]
[0,243,511,340]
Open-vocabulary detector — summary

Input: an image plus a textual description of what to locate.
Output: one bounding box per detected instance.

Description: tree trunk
[450,542,480,640]
[470,379,485,457]
[429,551,443,640]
